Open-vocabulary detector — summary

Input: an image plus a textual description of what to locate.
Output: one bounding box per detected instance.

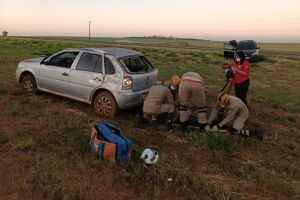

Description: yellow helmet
[170,75,181,88]
[218,93,230,107]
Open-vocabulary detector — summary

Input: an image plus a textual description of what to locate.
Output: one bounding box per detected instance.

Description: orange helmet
[170,75,181,88]
[218,93,230,107]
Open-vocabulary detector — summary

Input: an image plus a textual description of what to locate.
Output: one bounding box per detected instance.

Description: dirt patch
[0,102,40,132]
[68,170,136,200]
[0,185,18,200]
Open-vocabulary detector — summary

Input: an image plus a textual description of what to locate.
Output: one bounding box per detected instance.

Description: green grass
[206,133,237,153]
[17,36,300,52]
[16,138,34,151]
[0,37,299,199]
[0,130,10,147]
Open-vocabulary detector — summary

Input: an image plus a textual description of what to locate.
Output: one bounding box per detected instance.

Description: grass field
[19,36,300,52]
[0,37,300,199]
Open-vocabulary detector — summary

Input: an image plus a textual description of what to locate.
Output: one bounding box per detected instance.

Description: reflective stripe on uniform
[197,106,207,113]
[180,104,188,111]
[182,76,203,84]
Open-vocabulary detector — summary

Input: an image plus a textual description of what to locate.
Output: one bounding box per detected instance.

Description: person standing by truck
[232,51,250,107]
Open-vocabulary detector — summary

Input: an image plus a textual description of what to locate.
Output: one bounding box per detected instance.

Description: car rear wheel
[22,74,37,95]
[93,91,117,118]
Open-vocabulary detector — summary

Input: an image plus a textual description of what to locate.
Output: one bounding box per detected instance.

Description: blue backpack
[90,122,133,161]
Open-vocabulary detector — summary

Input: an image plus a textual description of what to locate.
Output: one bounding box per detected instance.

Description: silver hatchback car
[16,48,158,117]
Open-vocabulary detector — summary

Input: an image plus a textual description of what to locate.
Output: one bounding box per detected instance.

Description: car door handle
[62,72,69,76]
[93,77,101,81]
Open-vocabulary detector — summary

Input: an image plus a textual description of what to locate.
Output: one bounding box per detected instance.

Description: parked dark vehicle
[224,40,260,61]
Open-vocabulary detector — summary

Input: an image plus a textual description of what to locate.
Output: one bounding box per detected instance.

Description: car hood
[238,49,257,57]
[240,49,256,53]
[23,57,45,63]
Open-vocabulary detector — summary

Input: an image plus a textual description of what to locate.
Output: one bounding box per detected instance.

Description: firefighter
[207,93,249,134]
[142,76,180,129]
[163,75,181,109]
[178,72,208,131]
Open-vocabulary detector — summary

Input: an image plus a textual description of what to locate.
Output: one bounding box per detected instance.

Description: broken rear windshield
[119,56,154,73]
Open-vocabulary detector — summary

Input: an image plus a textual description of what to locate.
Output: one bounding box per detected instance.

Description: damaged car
[16,48,158,117]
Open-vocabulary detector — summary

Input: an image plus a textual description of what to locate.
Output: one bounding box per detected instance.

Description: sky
[0,0,300,42]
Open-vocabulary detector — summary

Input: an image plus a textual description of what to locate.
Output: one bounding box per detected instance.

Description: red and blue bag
[90,122,133,162]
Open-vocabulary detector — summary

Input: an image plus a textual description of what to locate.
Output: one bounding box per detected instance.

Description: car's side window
[47,52,79,68]
[76,53,102,73]
[94,57,103,73]
[104,57,115,74]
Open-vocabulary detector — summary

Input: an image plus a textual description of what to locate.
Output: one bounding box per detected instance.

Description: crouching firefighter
[178,72,208,132]
[141,76,181,129]
[207,93,250,136]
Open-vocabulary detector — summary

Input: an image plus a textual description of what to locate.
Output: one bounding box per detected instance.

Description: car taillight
[122,76,133,89]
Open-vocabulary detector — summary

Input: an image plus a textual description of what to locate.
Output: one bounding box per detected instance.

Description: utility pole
[88,21,92,40]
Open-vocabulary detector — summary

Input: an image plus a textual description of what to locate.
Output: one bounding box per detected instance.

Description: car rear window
[118,56,154,73]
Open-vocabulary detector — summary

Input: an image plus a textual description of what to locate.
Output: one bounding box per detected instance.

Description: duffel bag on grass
[90,122,133,161]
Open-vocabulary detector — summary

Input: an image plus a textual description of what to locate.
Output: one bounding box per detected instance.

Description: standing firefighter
[178,72,208,131]
[142,76,180,129]
[207,93,249,135]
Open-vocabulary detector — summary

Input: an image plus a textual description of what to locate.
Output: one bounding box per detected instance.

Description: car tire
[93,91,118,118]
[22,74,38,95]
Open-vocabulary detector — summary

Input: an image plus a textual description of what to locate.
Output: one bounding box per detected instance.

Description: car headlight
[252,49,259,56]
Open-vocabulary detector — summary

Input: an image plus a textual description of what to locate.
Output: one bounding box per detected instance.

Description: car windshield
[237,41,256,50]
[118,56,154,73]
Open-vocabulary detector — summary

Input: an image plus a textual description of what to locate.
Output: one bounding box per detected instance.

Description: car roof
[66,48,143,58]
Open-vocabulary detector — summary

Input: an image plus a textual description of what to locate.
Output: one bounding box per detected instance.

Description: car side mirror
[41,58,49,65]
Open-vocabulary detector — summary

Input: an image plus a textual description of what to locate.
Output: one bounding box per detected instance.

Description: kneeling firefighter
[178,72,208,131]
[142,75,181,129]
[207,93,250,135]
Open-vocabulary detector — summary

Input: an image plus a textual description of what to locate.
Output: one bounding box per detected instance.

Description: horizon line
[3,35,300,44]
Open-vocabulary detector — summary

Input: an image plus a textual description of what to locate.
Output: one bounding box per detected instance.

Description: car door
[38,51,80,95]
[68,52,104,102]
[224,40,237,59]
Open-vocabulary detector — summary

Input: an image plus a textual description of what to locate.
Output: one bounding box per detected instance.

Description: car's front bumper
[113,89,149,109]
[15,67,22,84]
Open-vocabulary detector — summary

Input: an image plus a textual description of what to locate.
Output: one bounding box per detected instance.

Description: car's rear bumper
[113,89,149,109]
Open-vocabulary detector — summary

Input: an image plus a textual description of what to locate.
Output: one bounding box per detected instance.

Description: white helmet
[140,148,159,164]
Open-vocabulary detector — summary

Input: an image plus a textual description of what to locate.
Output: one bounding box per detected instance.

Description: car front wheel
[22,74,37,95]
[93,91,117,118]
